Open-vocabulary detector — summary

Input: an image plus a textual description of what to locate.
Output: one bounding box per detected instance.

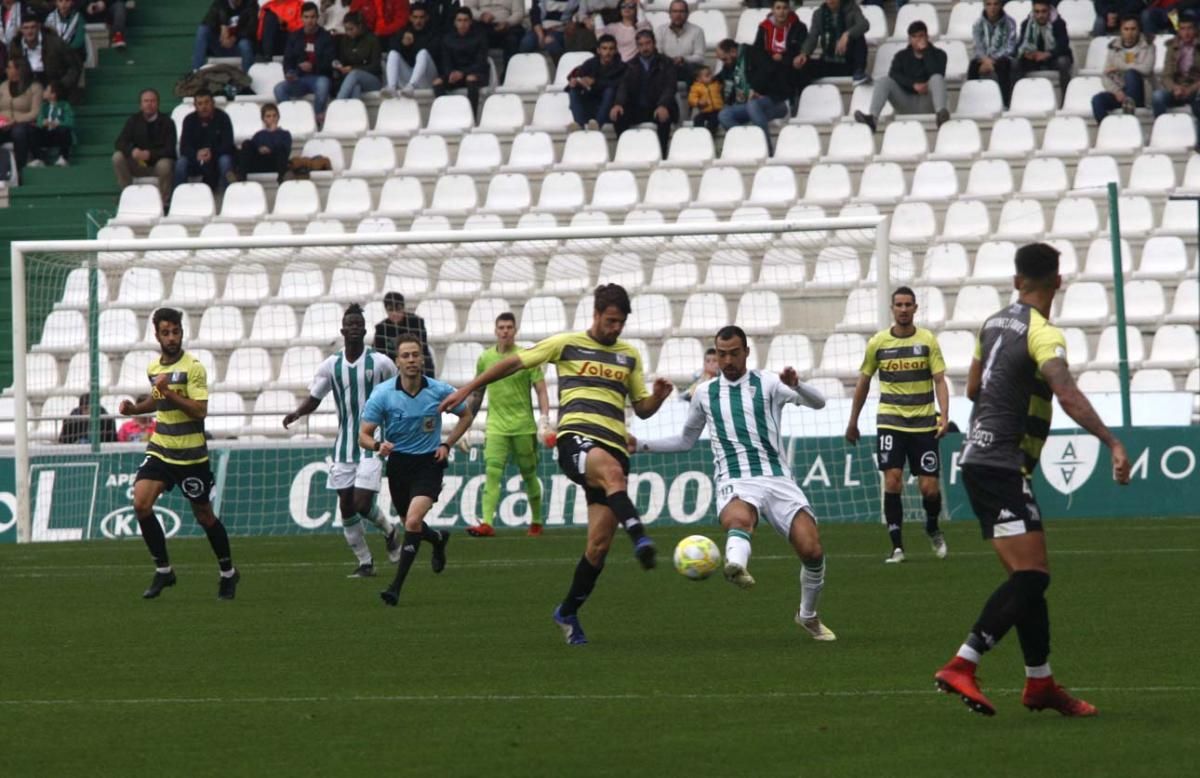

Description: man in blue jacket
[174,89,236,194]
[274,2,335,121]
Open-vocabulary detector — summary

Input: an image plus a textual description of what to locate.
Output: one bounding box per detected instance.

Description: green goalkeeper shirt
[477,346,544,436]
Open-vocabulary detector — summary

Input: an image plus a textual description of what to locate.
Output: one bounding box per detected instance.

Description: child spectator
[687,64,722,132]
[29,79,73,166]
[237,102,291,181]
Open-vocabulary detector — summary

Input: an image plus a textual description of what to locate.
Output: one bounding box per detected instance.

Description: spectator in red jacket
[259,0,306,59]
[351,0,408,38]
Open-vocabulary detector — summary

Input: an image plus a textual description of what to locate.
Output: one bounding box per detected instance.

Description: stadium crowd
[89,0,1200,206]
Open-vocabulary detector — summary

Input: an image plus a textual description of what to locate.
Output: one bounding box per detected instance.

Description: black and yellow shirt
[146,351,209,465]
[518,332,649,455]
[961,303,1067,475]
[860,327,945,433]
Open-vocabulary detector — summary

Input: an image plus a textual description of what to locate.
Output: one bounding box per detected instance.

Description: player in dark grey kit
[933,242,1131,717]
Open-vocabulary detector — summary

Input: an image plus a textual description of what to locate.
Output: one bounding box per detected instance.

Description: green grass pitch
[2,519,1198,777]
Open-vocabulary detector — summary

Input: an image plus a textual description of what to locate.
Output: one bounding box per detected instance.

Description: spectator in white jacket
[656,0,705,83]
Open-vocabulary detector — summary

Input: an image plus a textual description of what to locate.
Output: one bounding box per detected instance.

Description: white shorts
[715,476,816,538]
[327,457,383,492]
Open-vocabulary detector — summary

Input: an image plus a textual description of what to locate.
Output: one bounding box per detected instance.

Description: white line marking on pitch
[1,686,1196,707]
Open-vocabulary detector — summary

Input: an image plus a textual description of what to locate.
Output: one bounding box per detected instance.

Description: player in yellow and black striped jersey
[118,308,239,601]
[934,242,1131,719]
[441,284,674,645]
[846,286,951,564]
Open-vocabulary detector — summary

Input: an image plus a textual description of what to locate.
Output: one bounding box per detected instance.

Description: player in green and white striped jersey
[635,326,836,640]
[284,304,400,577]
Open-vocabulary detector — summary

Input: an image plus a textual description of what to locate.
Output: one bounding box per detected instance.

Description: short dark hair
[495,312,516,325]
[344,302,365,320]
[635,29,655,42]
[593,283,632,316]
[410,2,427,13]
[892,286,916,304]
[1179,16,1197,27]
[395,334,423,351]
[139,87,159,101]
[1014,242,1060,281]
[597,33,617,47]
[1031,0,1052,7]
[772,0,791,7]
[193,88,214,100]
[344,10,364,27]
[261,102,279,119]
[153,307,183,331]
[1119,13,1141,28]
[300,1,318,13]
[704,347,717,357]
[715,325,748,349]
[717,38,738,54]
[383,291,405,310]
[455,6,473,19]
[907,20,928,36]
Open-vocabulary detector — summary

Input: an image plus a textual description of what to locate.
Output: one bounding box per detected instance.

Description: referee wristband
[438,442,450,451]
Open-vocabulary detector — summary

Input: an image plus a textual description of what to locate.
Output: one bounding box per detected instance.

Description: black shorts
[556,432,629,506]
[135,454,215,504]
[876,428,940,476]
[961,464,1044,540]
[386,451,446,516]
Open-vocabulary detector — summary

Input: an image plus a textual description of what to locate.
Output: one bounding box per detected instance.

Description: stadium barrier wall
[3,427,1197,543]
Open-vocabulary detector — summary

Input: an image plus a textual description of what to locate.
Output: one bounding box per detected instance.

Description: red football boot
[466,523,495,537]
[934,657,996,716]
[527,523,543,537]
[1022,677,1098,717]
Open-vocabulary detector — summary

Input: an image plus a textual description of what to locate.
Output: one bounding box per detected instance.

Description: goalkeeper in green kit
[467,312,552,537]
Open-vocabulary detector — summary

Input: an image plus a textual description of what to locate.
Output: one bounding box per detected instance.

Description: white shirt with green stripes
[640,370,825,482]
[309,348,399,464]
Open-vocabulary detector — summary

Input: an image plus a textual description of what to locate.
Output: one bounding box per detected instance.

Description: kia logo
[99,506,182,539]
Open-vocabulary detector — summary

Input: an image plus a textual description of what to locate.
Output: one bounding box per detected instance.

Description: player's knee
[883,471,903,492]
[193,506,217,528]
[1011,569,1051,604]
[132,495,155,515]
[918,479,940,498]
[585,537,611,564]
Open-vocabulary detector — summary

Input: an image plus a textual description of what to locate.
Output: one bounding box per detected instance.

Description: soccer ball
[673,535,722,580]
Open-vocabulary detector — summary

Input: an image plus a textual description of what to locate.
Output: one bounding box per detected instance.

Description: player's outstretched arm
[632,377,674,419]
[359,420,393,457]
[845,373,871,443]
[439,406,475,460]
[283,396,321,428]
[1042,358,1131,484]
[440,354,525,413]
[779,366,826,409]
[637,398,706,454]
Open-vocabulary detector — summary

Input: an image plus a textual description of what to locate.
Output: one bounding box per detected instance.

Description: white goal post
[8,215,893,542]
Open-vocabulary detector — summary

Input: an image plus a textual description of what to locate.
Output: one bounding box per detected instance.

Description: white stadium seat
[1092,325,1146,369]
[222,347,274,391]
[1144,325,1200,369]
[370,97,421,137]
